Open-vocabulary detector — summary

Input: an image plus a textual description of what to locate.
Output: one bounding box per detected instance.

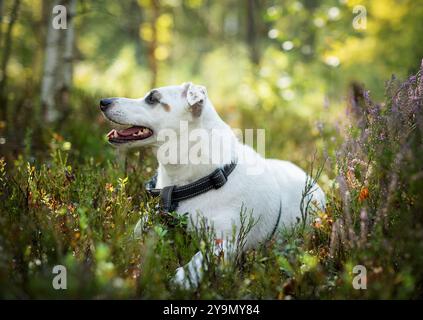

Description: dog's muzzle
[99,98,115,112]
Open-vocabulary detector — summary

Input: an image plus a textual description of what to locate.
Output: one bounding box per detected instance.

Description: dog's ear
[182,82,207,118]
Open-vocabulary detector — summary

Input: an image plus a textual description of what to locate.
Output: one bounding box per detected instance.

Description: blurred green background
[1,0,423,162]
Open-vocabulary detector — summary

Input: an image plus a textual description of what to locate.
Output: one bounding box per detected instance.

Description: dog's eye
[146,91,159,105]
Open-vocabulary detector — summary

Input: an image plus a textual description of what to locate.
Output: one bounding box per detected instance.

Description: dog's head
[100,82,208,148]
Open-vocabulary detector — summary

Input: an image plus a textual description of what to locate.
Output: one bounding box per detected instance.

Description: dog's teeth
[107,129,116,138]
[132,130,143,137]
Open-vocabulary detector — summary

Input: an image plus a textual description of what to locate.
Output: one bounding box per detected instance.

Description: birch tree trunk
[41,0,76,123]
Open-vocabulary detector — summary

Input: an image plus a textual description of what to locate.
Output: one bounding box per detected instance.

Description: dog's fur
[101,82,325,288]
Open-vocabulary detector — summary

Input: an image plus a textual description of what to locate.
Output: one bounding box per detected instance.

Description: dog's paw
[133,216,148,239]
[172,266,198,290]
[172,251,204,290]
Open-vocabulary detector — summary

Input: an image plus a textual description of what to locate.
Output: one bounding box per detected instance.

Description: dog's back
[266,159,325,226]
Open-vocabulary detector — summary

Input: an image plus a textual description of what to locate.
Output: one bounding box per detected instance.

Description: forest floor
[0,63,423,299]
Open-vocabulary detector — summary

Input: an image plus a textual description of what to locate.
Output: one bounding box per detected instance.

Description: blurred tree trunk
[246,0,259,65]
[0,0,3,48]
[0,0,21,121]
[127,0,144,65]
[148,0,159,88]
[38,0,52,64]
[41,0,62,122]
[41,0,76,123]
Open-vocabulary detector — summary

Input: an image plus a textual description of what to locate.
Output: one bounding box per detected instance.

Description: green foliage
[1,63,423,298]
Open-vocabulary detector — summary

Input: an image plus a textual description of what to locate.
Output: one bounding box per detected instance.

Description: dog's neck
[154,105,238,187]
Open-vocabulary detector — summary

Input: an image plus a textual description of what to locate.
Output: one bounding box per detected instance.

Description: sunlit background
[2,0,423,163]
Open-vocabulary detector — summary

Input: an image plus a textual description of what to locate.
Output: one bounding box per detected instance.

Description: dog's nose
[99,98,114,111]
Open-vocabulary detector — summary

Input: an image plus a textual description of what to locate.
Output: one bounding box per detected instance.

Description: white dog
[100,82,325,289]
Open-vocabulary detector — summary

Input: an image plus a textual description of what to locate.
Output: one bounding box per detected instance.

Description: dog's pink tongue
[117,126,141,137]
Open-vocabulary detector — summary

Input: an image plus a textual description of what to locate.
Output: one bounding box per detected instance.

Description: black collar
[145,161,237,212]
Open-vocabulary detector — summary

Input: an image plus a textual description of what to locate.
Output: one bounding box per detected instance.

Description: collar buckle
[210,168,228,189]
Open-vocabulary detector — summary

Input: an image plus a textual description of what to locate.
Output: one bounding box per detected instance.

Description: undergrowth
[0,62,423,299]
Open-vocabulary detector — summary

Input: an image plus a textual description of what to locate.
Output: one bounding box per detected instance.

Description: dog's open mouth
[107,126,153,143]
